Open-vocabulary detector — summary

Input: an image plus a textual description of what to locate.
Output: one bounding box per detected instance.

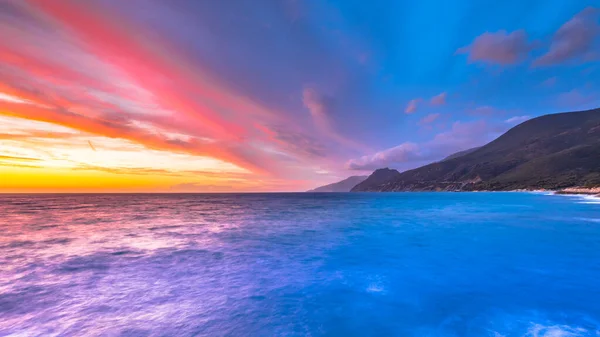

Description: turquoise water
[0,192,599,336]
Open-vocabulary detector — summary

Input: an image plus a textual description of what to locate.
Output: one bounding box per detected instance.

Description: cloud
[419,113,441,125]
[0,100,271,175]
[557,89,599,107]
[0,92,32,104]
[405,98,421,114]
[346,120,510,171]
[87,140,97,151]
[428,120,498,154]
[505,115,530,124]
[303,88,335,122]
[457,30,534,65]
[534,7,600,66]
[0,155,41,162]
[345,142,421,170]
[468,106,505,116]
[430,92,447,105]
[302,87,367,151]
[254,122,328,159]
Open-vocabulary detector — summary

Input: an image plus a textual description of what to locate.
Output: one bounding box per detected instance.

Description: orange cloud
[0,101,267,175]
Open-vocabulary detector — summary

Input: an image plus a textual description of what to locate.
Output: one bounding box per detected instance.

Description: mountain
[441,146,481,161]
[350,168,401,192]
[307,176,368,192]
[352,108,600,192]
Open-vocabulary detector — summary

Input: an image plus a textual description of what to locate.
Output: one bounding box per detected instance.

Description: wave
[577,195,600,205]
[366,283,385,293]
[553,193,600,205]
[525,324,589,337]
[489,323,594,337]
[482,310,599,337]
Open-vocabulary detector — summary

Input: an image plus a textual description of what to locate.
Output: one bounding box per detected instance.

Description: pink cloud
[302,87,368,152]
[345,142,421,170]
[457,30,534,65]
[405,98,421,114]
[468,105,508,116]
[346,120,511,171]
[303,88,332,121]
[534,7,600,66]
[430,92,447,105]
[419,113,441,125]
[557,89,599,107]
[428,120,492,153]
[424,120,513,159]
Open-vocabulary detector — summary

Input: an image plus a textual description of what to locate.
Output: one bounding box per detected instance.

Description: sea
[0,192,599,337]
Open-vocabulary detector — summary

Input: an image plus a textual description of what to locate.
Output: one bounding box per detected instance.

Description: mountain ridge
[352,108,600,192]
[441,146,481,162]
[307,175,368,192]
[350,168,401,192]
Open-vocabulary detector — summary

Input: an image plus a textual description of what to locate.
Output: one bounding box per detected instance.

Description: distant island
[310,108,600,194]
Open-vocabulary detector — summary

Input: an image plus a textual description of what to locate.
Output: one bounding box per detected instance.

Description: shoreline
[552,187,600,198]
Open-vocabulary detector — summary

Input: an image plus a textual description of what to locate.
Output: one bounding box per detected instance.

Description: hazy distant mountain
[352,108,600,192]
[350,168,401,192]
[441,147,481,162]
[307,176,368,192]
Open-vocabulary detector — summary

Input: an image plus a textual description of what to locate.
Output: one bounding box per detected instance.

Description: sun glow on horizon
[0,114,268,193]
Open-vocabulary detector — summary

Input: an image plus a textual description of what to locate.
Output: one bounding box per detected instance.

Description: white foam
[525,323,588,337]
[578,195,600,204]
[366,283,385,293]
[529,191,555,196]
[555,193,600,205]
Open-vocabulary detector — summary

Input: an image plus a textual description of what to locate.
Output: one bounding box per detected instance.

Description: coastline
[510,188,600,200]
[553,187,600,198]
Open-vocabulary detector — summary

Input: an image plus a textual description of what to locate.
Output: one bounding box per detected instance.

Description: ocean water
[0,192,599,337]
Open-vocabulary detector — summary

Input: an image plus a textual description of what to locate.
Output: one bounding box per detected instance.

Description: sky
[0,0,599,192]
